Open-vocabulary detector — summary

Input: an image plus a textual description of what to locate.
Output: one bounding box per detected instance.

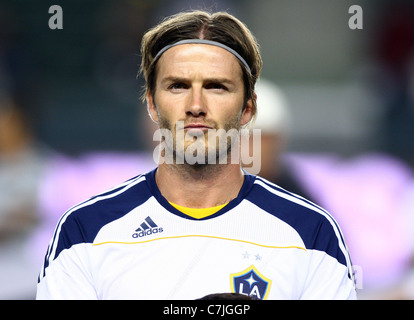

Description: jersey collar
[145,167,256,220]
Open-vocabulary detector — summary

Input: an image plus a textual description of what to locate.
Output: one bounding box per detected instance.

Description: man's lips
[184,124,213,130]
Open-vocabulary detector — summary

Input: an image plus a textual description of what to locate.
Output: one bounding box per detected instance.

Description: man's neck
[155,162,244,208]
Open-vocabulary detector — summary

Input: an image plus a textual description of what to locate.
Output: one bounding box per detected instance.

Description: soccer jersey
[36,168,356,300]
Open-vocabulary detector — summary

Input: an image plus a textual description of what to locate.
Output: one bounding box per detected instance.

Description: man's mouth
[184,123,213,131]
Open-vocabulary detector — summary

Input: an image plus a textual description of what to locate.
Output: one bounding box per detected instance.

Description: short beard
[156,112,242,168]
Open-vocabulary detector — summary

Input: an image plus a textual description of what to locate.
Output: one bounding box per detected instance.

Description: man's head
[139,10,262,119]
[139,10,262,165]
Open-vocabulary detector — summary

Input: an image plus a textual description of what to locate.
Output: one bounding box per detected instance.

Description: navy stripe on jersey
[247,176,351,269]
[43,174,145,263]
[43,174,145,264]
[39,174,151,280]
[256,176,349,252]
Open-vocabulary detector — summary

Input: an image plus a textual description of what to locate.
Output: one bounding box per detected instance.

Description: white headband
[153,39,251,74]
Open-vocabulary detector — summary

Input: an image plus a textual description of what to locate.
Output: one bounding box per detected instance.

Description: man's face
[147,44,253,164]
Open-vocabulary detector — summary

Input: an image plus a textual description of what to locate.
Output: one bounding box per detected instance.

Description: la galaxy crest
[230,265,272,300]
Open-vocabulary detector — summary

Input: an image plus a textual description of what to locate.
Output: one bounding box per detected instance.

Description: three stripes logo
[132,216,163,238]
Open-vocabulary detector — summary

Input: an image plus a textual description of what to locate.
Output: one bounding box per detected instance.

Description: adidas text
[132,227,163,238]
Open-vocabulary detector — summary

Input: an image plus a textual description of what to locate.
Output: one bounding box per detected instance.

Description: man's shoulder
[246,175,349,266]
[39,173,155,280]
[66,174,150,232]
[53,174,151,250]
[247,175,330,222]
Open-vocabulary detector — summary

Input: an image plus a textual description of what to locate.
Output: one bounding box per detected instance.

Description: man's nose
[185,87,206,117]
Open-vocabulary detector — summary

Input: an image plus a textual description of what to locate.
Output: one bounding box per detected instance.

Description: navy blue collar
[145,167,256,220]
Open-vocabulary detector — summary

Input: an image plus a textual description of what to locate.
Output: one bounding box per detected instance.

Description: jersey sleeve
[36,243,97,299]
[36,174,150,300]
[36,202,98,299]
[300,249,357,299]
[298,213,357,300]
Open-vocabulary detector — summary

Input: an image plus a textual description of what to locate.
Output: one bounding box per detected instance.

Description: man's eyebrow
[160,76,187,84]
[161,76,236,85]
[204,78,236,85]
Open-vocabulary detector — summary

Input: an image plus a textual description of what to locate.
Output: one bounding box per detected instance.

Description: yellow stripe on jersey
[169,201,228,219]
[93,234,307,251]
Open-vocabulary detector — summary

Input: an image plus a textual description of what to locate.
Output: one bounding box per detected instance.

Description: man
[37,10,356,299]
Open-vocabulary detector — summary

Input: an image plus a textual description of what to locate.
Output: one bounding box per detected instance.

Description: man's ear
[146,91,159,123]
[240,93,256,126]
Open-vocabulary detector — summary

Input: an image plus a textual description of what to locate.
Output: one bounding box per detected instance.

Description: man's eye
[169,83,188,90]
[205,83,227,91]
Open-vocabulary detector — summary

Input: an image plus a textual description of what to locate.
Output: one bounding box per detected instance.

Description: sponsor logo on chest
[132,216,164,238]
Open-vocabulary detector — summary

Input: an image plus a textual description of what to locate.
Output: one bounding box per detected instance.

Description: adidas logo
[132,216,163,238]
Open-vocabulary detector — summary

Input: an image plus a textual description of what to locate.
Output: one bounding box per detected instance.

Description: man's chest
[91,236,308,299]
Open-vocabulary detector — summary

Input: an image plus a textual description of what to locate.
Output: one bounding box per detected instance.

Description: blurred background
[0,0,413,299]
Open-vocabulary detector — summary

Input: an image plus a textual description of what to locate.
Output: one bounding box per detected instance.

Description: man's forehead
[156,44,243,78]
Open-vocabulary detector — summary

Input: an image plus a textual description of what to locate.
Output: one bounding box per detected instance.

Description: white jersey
[36,169,356,300]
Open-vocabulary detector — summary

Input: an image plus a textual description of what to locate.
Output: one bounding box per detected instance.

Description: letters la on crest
[230,265,272,300]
